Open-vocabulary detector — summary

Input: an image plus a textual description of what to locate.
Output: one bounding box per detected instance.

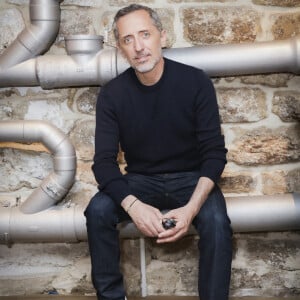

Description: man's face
[116,9,166,74]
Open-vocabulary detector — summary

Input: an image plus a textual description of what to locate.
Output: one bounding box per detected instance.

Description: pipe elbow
[0,120,76,214]
[0,0,61,69]
[25,0,61,54]
[20,121,76,214]
[18,21,60,56]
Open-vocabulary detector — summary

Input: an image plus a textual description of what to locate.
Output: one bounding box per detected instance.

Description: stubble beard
[132,49,162,74]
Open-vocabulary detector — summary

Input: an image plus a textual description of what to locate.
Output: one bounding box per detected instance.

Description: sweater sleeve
[92,87,130,205]
[195,72,227,183]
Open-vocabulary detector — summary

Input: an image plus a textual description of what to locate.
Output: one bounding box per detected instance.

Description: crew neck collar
[130,58,168,92]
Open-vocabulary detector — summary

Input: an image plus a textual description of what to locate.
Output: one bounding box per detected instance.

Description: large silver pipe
[0,121,76,214]
[119,193,300,237]
[163,36,300,76]
[0,36,299,88]
[0,0,62,70]
[0,193,299,245]
[0,204,86,245]
[0,0,299,86]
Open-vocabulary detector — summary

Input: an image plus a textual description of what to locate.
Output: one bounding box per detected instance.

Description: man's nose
[134,37,144,52]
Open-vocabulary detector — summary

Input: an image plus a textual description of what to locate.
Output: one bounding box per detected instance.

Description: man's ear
[160,29,167,48]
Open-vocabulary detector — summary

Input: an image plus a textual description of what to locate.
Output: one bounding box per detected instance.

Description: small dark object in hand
[162,218,176,229]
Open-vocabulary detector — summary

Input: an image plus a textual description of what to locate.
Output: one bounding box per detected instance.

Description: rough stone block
[261,170,288,194]
[145,236,198,295]
[69,119,95,161]
[72,87,99,115]
[287,168,300,193]
[0,8,24,55]
[228,125,300,165]
[271,12,300,39]
[182,7,261,44]
[272,90,300,122]
[240,74,293,87]
[231,232,300,297]
[56,9,95,47]
[217,87,267,123]
[0,148,52,192]
[121,239,142,296]
[220,171,256,193]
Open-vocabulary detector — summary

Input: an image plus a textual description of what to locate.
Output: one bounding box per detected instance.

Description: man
[85,4,232,300]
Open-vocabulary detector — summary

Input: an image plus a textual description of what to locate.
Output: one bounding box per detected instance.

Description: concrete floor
[1,297,300,300]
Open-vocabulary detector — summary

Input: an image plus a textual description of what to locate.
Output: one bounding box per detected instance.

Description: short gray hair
[112,4,163,41]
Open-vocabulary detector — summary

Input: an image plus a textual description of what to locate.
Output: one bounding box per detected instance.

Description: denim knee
[84,192,118,228]
[193,188,232,238]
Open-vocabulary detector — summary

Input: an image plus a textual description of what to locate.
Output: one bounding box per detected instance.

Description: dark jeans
[84,171,232,300]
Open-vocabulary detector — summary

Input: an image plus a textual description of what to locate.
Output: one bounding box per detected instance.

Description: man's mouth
[135,54,150,64]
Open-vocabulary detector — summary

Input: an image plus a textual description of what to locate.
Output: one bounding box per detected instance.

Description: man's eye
[143,32,150,38]
[123,37,132,44]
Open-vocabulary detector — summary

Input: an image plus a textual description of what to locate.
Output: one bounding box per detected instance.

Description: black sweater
[92,58,227,205]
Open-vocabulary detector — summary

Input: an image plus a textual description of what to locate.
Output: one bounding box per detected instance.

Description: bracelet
[126,198,138,213]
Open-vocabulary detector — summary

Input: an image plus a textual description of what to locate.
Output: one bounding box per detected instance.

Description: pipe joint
[65,35,104,64]
[292,36,300,73]
[40,172,70,199]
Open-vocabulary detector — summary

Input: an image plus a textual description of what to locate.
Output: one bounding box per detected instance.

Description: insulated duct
[0,121,76,214]
[0,193,299,245]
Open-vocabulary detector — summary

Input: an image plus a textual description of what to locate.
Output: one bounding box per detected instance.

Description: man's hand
[157,206,194,243]
[124,198,165,237]
[157,177,215,243]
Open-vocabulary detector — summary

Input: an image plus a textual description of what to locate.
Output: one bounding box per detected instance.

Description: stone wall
[0,0,299,297]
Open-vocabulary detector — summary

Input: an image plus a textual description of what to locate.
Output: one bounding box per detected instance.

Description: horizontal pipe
[0,0,61,70]
[0,36,299,88]
[163,36,300,76]
[0,0,299,87]
[0,193,299,245]
[0,121,76,214]
[119,193,300,237]
[226,193,300,232]
[0,204,86,245]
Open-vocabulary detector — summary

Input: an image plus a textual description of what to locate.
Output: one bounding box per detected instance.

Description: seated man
[85,4,232,300]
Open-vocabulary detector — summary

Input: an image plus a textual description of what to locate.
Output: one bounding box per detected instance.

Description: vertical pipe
[139,237,147,297]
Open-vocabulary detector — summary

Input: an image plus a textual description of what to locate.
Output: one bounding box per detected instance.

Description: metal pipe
[0,121,76,214]
[0,0,62,70]
[0,204,86,245]
[0,36,299,88]
[0,0,299,87]
[163,36,300,77]
[0,193,299,245]
[118,193,300,237]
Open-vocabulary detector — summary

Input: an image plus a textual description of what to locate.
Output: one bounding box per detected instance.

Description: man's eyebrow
[121,34,132,39]
[121,29,150,39]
